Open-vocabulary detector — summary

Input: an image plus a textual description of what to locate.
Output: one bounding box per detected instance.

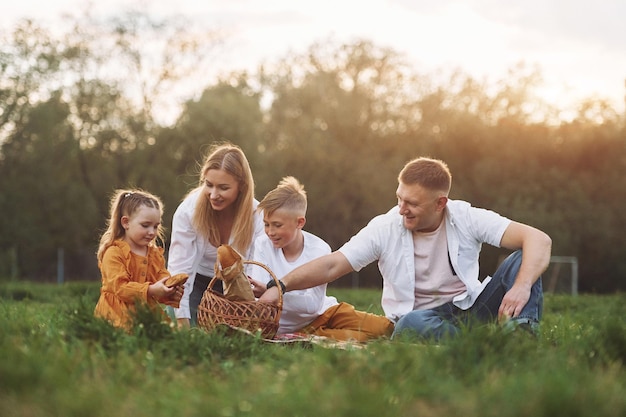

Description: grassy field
[0,281,624,417]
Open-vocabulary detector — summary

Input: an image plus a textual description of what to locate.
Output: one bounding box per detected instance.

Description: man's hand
[498,282,531,321]
[498,221,551,322]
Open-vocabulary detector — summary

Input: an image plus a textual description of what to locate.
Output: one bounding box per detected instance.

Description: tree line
[1,12,625,292]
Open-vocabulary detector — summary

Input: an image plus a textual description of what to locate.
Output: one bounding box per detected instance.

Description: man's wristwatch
[266,279,287,294]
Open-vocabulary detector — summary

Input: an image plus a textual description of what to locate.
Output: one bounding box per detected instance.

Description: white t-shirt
[251,231,338,334]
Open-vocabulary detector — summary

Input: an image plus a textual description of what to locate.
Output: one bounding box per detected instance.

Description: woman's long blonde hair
[97,189,165,262]
[191,143,256,254]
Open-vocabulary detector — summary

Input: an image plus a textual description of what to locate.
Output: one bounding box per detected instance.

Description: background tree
[0,12,624,292]
[257,40,426,254]
[0,11,222,279]
[151,77,266,239]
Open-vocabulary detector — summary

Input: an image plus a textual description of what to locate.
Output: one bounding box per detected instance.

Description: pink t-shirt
[413,221,466,310]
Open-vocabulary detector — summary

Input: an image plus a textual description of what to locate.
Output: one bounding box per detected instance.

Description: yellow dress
[94,240,178,328]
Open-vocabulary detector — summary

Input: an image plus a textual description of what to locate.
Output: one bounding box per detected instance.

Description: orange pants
[297,302,394,342]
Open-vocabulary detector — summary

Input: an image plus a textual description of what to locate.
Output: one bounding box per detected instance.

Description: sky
[3,0,626,120]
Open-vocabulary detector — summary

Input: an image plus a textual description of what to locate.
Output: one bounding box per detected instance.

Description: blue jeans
[392,250,543,341]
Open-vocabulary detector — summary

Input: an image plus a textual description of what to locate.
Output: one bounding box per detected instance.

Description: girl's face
[263,208,305,251]
[122,204,161,255]
[203,169,240,212]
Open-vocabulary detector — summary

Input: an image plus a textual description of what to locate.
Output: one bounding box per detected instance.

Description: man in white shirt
[260,158,552,340]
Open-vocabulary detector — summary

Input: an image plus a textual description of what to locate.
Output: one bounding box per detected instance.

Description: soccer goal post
[496,254,579,296]
[545,256,578,296]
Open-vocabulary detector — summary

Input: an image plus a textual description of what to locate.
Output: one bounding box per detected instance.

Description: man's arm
[258,251,354,304]
[498,221,552,319]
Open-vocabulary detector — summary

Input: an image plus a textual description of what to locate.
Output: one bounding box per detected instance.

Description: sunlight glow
[3,0,625,123]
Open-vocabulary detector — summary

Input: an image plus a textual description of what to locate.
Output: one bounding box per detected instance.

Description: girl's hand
[167,284,184,303]
[148,277,177,302]
[248,276,266,298]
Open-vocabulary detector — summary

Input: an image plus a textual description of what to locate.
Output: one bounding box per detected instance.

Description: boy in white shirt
[249,176,394,342]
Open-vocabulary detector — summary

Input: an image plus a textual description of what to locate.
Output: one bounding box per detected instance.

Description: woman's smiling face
[203,168,240,212]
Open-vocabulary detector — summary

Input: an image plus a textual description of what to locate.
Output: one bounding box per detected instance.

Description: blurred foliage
[0,11,625,293]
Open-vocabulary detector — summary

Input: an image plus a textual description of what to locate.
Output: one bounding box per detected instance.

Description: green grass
[0,282,624,417]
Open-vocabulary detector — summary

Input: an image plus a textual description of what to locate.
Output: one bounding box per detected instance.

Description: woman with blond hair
[168,142,264,327]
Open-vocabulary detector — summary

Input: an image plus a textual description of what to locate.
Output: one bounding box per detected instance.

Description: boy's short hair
[259,176,307,217]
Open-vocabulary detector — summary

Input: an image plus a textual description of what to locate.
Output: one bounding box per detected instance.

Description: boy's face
[263,208,305,250]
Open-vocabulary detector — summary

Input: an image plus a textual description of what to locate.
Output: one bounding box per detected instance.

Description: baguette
[217,244,240,269]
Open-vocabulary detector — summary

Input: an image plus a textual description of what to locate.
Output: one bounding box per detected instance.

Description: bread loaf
[165,273,188,288]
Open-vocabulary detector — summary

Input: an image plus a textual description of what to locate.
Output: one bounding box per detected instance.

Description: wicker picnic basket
[197,260,283,339]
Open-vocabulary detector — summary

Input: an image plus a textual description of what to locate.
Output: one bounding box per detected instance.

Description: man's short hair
[398,157,452,194]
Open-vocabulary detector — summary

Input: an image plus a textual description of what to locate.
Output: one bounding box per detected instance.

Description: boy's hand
[258,286,280,305]
[248,276,266,298]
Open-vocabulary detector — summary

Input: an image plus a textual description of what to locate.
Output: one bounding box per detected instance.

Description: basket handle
[209,259,283,309]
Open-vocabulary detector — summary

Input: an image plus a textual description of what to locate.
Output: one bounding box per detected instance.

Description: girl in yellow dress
[94,189,184,329]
